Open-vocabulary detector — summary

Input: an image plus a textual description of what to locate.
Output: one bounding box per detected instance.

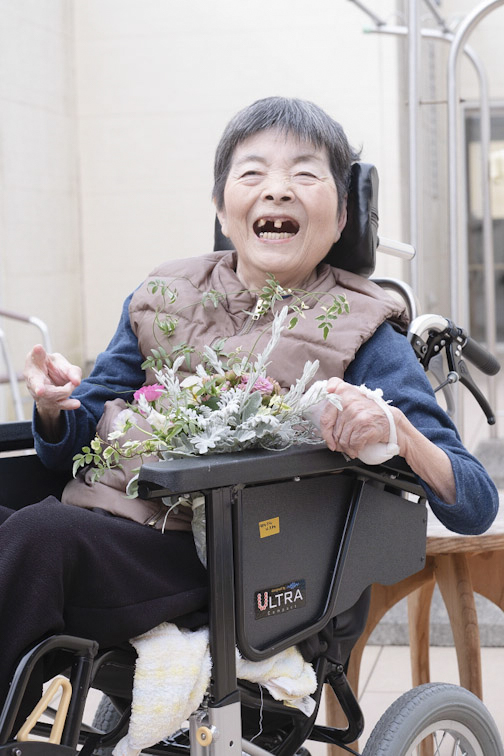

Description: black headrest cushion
[324,162,378,277]
[213,161,378,278]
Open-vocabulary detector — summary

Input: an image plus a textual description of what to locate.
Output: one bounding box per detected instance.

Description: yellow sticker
[259,517,280,538]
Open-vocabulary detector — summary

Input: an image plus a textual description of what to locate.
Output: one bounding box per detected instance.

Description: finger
[35,386,81,415]
[33,384,79,417]
[319,400,342,451]
[25,346,81,390]
[336,408,390,458]
[325,376,345,394]
[24,344,48,382]
[53,396,81,411]
[46,353,82,388]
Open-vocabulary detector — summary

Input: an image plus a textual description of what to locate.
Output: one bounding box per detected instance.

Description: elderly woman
[0,97,498,715]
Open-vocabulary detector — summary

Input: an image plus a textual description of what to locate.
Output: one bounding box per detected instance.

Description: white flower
[108,408,136,440]
[180,375,204,390]
[146,408,170,432]
[114,408,135,430]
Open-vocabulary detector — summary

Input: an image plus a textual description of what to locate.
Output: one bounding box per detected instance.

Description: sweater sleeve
[344,322,499,535]
[33,293,146,472]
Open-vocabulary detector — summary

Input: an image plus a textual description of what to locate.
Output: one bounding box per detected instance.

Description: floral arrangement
[72,305,344,496]
[70,275,350,561]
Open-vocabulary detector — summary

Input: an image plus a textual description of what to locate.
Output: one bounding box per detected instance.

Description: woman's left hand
[318,377,395,458]
[319,376,456,505]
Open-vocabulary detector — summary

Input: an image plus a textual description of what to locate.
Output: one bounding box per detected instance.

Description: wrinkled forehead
[229,127,331,168]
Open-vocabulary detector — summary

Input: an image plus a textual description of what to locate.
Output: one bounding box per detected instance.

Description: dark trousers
[0,498,208,711]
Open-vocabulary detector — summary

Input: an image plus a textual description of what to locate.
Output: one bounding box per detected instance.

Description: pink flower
[238,375,275,395]
[134,384,165,402]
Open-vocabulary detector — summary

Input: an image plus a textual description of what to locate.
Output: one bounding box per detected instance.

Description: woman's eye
[296,171,316,178]
[241,170,260,177]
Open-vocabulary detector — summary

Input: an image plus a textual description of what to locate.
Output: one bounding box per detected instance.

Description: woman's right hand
[24,345,82,429]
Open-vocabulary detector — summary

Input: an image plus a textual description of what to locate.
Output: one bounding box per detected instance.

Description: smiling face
[216,129,347,290]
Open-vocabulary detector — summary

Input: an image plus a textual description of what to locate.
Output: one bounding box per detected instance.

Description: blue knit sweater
[34,294,499,536]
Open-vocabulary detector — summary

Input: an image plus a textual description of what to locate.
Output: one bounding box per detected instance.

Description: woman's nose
[261,177,294,203]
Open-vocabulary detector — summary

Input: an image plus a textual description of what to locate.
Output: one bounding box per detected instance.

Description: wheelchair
[0,163,502,756]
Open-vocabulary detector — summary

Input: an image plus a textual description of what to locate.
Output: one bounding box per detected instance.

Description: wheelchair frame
[0,422,429,756]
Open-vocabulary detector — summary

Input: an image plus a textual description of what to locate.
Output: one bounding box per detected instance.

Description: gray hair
[213,96,360,214]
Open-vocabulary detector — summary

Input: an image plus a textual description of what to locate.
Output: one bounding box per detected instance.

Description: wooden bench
[327,497,504,754]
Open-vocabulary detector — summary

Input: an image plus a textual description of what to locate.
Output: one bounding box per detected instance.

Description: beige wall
[0,0,81,419]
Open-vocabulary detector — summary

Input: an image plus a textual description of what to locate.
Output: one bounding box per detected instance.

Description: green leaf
[72,458,84,477]
[242,390,262,420]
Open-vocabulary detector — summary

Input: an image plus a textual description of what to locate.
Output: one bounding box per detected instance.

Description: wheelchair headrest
[213,162,379,278]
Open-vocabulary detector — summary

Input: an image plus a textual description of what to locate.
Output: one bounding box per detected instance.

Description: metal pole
[422,0,450,33]
[346,0,386,27]
[476,59,498,437]
[408,0,421,298]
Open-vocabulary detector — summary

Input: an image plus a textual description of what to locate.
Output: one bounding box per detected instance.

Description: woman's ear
[215,202,229,238]
[334,199,348,242]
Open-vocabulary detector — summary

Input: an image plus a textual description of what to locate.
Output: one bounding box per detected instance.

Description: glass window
[465,108,504,344]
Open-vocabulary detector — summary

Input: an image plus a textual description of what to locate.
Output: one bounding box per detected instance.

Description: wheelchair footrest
[318,665,364,746]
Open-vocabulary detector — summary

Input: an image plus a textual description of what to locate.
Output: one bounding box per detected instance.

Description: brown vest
[63,251,408,529]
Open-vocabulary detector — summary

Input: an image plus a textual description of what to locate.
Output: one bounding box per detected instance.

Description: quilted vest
[63,251,408,530]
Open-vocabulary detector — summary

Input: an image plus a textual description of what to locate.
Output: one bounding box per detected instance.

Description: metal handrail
[0,309,52,421]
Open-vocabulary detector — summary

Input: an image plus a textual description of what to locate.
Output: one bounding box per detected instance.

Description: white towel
[113,624,316,756]
[236,644,317,716]
[304,383,399,465]
[113,624,211,756]
[354,385,400,465]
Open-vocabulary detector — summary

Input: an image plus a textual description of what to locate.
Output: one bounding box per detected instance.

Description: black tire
[362,683,503,756]
[92,695,121,756]
[91,695,192,754]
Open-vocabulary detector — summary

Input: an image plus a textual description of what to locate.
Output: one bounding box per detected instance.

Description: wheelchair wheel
[92,695,119,756]
[361,683,503,755]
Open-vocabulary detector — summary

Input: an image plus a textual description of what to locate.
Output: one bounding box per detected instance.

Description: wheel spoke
[432,730,446,755]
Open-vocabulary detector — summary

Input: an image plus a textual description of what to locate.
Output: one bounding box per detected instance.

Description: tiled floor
[311,644,504,753]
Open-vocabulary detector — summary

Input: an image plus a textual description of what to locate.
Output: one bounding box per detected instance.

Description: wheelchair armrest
[0,420,71,509]
[0,420,34,453]
[138,443,425,500]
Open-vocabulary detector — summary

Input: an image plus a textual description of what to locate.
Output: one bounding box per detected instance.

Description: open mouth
[253,218,300,240]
